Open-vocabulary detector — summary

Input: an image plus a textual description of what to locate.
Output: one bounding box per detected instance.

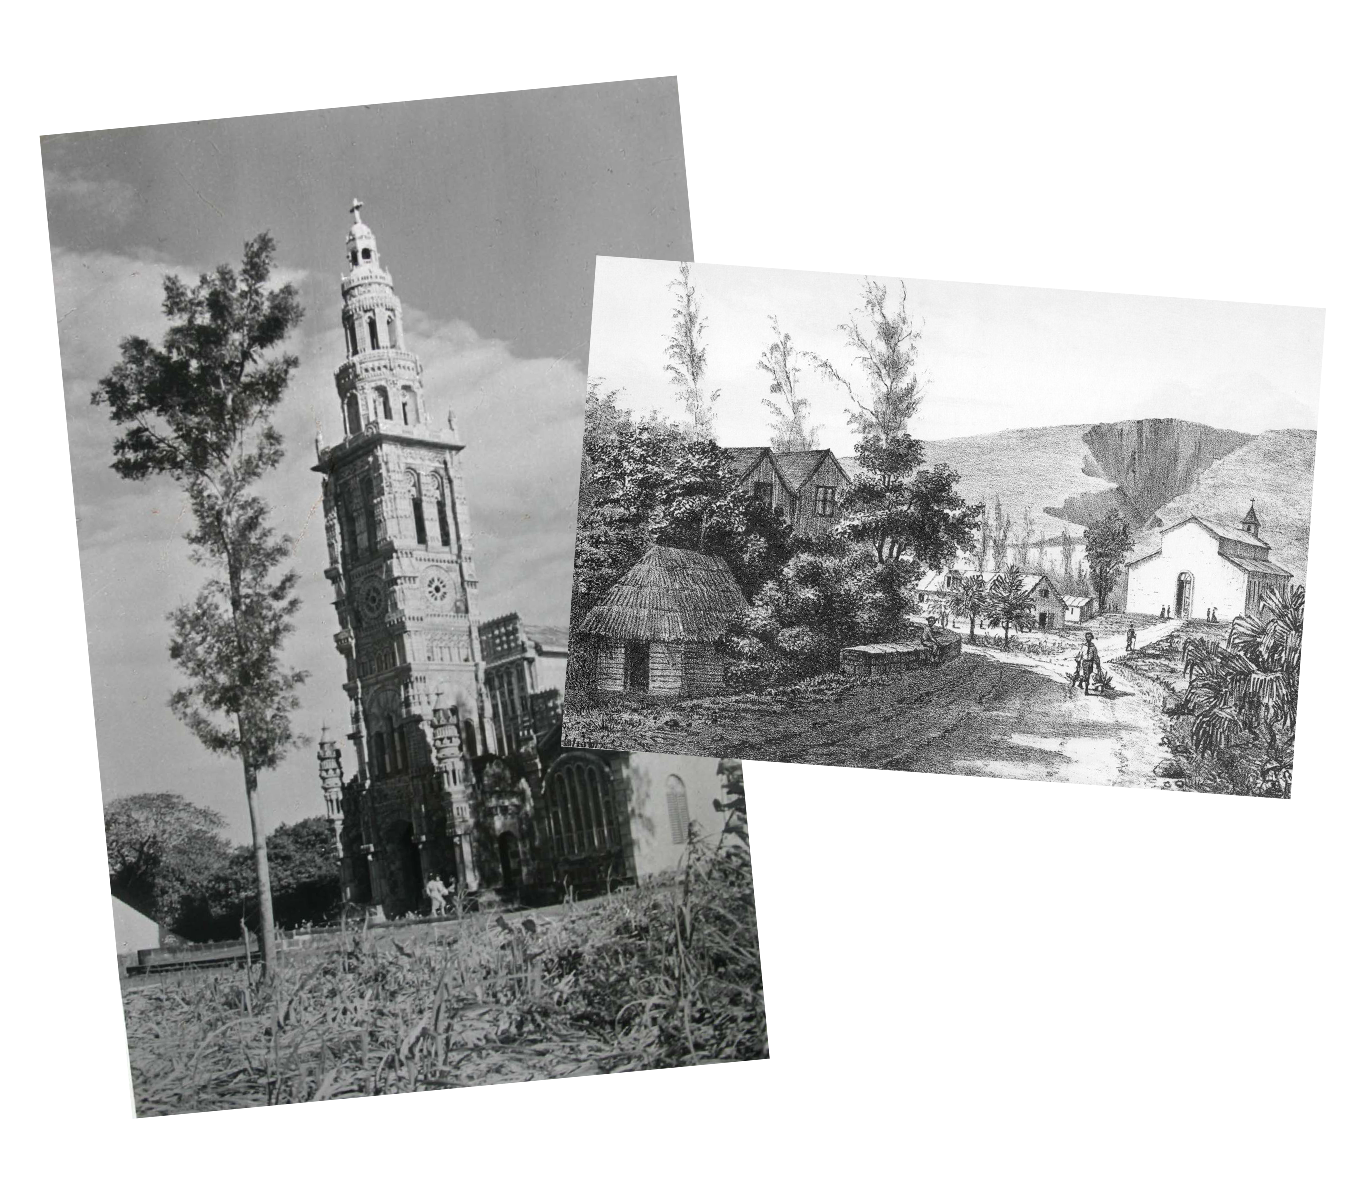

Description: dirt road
[566,620,1184,791]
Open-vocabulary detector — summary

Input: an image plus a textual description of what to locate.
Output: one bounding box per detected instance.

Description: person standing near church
[425,875,449,917]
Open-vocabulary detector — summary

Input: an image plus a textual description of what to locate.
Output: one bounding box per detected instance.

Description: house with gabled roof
[725,446,852,538]
[1125,501,1293,619]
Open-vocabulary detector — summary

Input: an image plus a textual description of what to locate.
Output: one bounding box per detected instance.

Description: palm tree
[983,566,1036,650]
[950,573,988,643]
[1180,585,1303,796]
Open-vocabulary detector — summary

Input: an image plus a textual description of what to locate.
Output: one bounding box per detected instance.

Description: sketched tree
[984,565,1036,649]
[665,262,720,440]
[950,573,989,644]
[92,233,307,971]
[757,317,817,452]
[1179,586,1303,797]
[989,497,1011,571]
[973,498,990,572]
[1060,527,1076,585]
[1084,509,1135,613]
[811,279,979,567]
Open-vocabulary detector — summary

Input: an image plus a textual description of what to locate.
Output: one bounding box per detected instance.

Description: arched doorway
[497,832,522,890]
[386,820,423,914]
[1174,571,1195,619]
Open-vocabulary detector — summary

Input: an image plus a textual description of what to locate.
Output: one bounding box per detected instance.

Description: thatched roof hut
[578,546,748,697]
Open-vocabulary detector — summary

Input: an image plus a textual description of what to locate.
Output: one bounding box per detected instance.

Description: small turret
[1241,499,1262,538]
[317,726,345,858]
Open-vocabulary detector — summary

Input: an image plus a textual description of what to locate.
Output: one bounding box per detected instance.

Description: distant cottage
[917,569,1079,629]
[577,546,750,698]
[1125,502,1292,618]
[725,447,851,538]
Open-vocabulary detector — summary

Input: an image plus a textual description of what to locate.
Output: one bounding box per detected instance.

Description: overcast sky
[45,80,691,842]
[589,257,1325,453]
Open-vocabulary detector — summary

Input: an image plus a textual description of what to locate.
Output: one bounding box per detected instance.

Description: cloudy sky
[589,257,1325,453]
[45,80,691,841]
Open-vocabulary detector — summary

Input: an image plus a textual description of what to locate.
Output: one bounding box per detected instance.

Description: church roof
[521,624,570,655]
[1223,555,1292,577]
[1164,514,1266,548]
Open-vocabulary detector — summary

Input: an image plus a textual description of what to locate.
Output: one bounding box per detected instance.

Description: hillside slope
[1134,428,1316,586]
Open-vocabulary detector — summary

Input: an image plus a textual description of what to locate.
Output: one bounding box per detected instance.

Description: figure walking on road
[1077,631,1102,694]
[1126,624,1137,652]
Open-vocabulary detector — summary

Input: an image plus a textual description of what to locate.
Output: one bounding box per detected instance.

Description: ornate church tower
[314,201,493,908]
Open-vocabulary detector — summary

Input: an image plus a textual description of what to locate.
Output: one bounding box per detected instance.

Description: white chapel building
[1125,502,1293,619]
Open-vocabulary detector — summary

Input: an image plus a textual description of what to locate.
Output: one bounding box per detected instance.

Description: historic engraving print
[563,258,1322,799]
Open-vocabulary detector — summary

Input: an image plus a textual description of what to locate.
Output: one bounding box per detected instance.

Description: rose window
[426,572,449,605]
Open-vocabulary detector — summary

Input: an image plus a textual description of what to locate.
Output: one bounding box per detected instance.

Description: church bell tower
[314,201,492,905]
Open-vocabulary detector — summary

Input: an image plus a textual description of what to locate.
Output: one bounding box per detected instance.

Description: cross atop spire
[349,197,364,223]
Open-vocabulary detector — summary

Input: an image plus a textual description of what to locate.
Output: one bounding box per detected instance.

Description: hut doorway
[1175,571,1195,619]
[625,641,650,692]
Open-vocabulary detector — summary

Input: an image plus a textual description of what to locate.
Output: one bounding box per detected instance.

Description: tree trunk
[240,736,277,973]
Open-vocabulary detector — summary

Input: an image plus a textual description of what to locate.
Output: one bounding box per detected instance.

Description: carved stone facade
[314,202,494,915]
[313,204,737,918]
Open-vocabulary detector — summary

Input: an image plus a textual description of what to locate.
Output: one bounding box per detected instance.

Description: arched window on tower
[388,714,407,773]
[412,480,428,546]
[339,501,358,565]
[430,477,451,547]
[367,314,380,351]
[361,247,372,262]
[371,729,387,779]
[386,311,399,349]
[401,386,417,425]
[359,477,377,555]
[345,393,362,436]
[345,317,358,356]
[376,385,392,420]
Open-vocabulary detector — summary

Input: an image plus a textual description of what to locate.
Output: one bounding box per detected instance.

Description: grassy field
[122,825,766,1114]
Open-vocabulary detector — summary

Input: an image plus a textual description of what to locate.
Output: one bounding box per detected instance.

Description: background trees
[1084,509,1135,612]
[92,233,308,971]
[950,573,989,642]
[665,262,720,439]
[757,317,818,451]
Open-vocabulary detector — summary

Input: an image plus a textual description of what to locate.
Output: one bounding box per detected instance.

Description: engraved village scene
[45,86,765,1114]
[563,258,1321,800]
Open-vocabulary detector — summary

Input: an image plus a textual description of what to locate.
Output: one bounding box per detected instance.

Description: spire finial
[349,197,364,223]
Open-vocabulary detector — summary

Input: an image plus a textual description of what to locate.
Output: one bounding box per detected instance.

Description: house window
[665,775,689,845]
[814,486,837,516]
[752,481,773,506]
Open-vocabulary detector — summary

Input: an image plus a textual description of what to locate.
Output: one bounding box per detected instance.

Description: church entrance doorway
[497,832,522,890]
[387,821,424,914]
[1175,572,1195,619]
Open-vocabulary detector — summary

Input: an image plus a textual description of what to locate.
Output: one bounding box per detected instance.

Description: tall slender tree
[1084,509,1135,613]
[812,279,978,568]
[92,233,307,972]
[757,316,817,451]
[665,262,720,440]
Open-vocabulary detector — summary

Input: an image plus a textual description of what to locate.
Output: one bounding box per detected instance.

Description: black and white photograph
[42,80,766,1115]
[563,258,1322,798]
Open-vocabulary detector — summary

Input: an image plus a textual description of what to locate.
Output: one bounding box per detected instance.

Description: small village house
[917,568,1075,629]
[1125,502,1292,618]
[1063,594,1097,623]
[726,447,851,538]
[576,546,749,698]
